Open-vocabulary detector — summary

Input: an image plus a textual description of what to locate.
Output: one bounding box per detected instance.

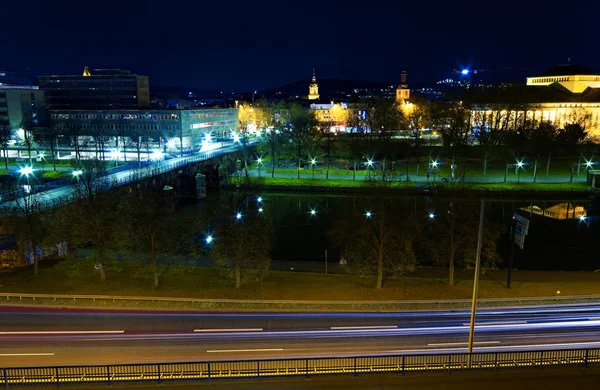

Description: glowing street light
[167,139,177,149]
[585,159,593,169]
[19,166,33,176]
[366,158,374,180]
[257,196,263,203]
[205,235,214,244]
[233,133,240,143]
[309,208,317,216]
[365,210,372,218]
[461,69,469,75]
[517,161,524,168]
[258,207,264,213]
[310,158,317,179]
[257,157,263,177]
[429,212,435,220]
[516,160,524,183]
[150,149,164,161]
[236,212,242,220]
[431,160,438,168]
[579,215,586,222]
[19,166,33,186]
[72,169,83,177]
[367,159,374,167]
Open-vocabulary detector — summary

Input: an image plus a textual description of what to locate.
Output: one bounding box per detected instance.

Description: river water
[189,192,600,272]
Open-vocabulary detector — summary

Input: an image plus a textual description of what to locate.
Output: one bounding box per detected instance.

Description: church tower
[395,69,410,103]
[308,68,320,100]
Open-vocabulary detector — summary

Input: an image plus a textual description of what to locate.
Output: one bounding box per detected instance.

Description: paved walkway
[249,169,587,184]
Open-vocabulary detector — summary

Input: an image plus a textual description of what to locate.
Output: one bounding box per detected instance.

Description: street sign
[513,213,529,249]
[514,214,530,230]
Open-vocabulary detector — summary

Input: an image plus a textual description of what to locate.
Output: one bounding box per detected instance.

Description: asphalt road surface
[1,304,600,367]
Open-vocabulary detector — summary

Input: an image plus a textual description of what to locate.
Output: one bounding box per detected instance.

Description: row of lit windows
[59,123,180,131]
[189,111,236,119]
[48,95,138,100]
[40,78,136,84]
[44,87,137,92]
[51,113,180,120]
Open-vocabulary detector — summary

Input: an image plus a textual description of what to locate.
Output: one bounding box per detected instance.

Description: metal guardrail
[2,292,600,307]
[2,348,599,387]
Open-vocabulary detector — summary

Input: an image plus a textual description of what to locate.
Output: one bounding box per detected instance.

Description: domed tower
[308,68,320,100]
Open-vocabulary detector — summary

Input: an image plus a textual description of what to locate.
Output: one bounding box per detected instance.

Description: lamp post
[310,158,317,179]
[72,169,83,184]
[467,199,486,367]
[367,158,374,180]
[19,166,33,187]
[516,160,524,183]
[257,157,263,178]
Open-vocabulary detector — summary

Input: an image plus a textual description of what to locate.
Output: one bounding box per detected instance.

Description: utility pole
[467,199,485,367]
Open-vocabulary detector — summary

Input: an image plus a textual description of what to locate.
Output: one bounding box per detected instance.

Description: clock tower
[308,69,320,100]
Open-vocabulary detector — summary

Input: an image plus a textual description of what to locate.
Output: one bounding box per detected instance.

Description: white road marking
[0,353,55,356]
[207,348,284,353]
[461,321,527,326]
[330,326,398,330]
[0,330,125,335]
[194,328,263,332]
[427,341,501,347]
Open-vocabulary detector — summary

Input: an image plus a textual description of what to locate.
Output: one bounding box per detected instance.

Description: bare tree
[331,202,416,289]
[0,122,13,169]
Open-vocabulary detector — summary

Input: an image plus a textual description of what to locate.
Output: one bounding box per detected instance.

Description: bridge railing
[2,348,599,387]
[0,141,256,215]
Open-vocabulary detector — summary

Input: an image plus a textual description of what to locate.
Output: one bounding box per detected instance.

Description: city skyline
[2,0,599,92]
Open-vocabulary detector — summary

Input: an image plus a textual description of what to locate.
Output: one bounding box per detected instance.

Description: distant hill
[250,78,399,101]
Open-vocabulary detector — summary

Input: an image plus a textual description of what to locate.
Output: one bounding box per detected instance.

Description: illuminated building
[0,85,47,129]
[310,101,350,132]
[38,67,150,110]
[308,69,320,100]
[471,64,600,138]
[49,108,237,154]
[521,203,585,220]
[395,69,410,104]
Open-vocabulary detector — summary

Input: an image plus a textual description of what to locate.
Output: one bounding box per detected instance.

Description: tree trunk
[3,148,7,169]
[577,152,582,176]
[376,255,383,289]
[353,160,356,180]
[271,158,275,178]
[533,158,538,183]
[297,159,301,179]
[97,263,106,282]
[326,155,330,180]
[483,152,488,176]
[151,234,159,289]
[546,152,551,176]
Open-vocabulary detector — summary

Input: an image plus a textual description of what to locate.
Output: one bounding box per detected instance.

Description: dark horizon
[1,0,599,92]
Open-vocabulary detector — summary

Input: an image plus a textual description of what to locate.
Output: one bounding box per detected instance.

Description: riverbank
[247,177,590,196]
[2,265,599,311]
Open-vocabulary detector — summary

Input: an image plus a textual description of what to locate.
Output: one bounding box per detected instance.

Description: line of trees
[244,99,597,183]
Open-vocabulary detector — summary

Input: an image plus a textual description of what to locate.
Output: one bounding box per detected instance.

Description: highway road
[1,304,600,367]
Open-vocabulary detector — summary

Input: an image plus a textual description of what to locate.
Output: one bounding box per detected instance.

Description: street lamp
[585,159,593,169]
[579,215,586,222]
[515,159,525,183]
[365,210,372,218]
[366,158,374,180]
[19,166,33,186]
[257,196,263,203]
[309,208,317,217]
[72,169,83,183]
[429,212,435,220]
[258,207,264,213]
[205,235,214,244]
[233,133,240,143]
[256,157,263,177]
[310,158,317,179]
[236,212,242,220]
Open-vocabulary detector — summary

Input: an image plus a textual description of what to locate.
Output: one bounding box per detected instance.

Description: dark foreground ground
[30,367,600,390]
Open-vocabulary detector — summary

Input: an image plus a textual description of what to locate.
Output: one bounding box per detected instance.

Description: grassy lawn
[1,264,599,303]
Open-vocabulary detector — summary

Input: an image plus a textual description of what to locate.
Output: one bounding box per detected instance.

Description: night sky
[2,0,599,92]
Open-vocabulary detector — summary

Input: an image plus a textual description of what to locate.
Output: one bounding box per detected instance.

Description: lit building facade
[471,64,600,139]
[0,86,47,129]
[38,67,150,110]
[49,108,238,153]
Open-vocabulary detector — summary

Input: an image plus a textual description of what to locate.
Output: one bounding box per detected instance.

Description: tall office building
[0,86,47,129]
[38,67,149,110]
